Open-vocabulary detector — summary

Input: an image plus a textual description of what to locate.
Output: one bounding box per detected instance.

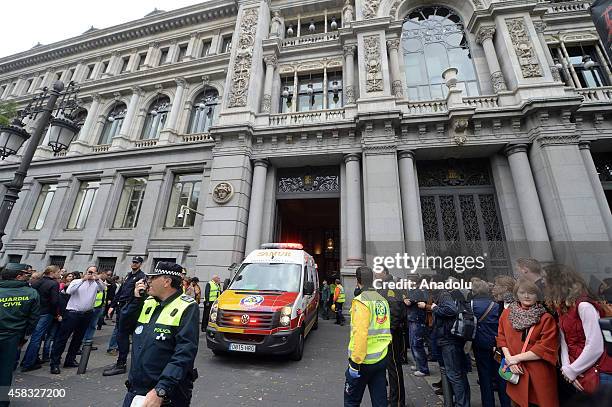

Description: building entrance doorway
[274,166,341,284]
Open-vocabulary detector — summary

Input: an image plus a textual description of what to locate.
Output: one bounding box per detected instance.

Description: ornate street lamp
[0,80,80,250]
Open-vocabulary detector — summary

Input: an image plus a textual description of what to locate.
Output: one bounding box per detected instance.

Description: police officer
[376,273,408,407]
[121,262,199,406]
[0,264,40,407]
[344,266,392,407]
[201,274,221,332]
[104,256,145,376]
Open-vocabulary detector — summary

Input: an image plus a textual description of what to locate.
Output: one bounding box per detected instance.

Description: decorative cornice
[535,134,580,147]
[0,0,238,75]
[362,144,397,155]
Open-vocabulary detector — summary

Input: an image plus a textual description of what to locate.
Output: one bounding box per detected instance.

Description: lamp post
[0,80,80,251]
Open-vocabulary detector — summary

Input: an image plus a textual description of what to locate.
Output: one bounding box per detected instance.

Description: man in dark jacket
[20,265,60,371]
[0,264,40,406]
[420,284,470,407]
[404,277,430,377]
[103,256,145,376]
[377,273,407,407]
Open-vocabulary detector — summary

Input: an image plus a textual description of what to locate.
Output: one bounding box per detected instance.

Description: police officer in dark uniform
[376,272,408,407]
[0,264,39,407]
[104,256,145,376]
[121,262,199,406]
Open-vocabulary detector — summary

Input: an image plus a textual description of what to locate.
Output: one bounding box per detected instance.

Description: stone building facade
[0,0,611,293]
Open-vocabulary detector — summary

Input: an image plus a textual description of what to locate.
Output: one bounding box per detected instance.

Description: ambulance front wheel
[212,349,225,356]
[290,331,304,361]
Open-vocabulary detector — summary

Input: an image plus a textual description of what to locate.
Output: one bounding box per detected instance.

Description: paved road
[10,316,483,407]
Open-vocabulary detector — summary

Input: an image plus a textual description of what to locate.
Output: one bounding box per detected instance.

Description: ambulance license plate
[229,343,255,352]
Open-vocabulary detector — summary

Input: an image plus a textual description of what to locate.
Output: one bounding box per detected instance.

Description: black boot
[102,363,127,376]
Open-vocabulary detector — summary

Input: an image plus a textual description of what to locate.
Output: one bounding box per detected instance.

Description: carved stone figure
[363,0,380,20]
[343,0,354,25]
[269,10,283,38]
[490,71,507,92]
[212,182,234,204]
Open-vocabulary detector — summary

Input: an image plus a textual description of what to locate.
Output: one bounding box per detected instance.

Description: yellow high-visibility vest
[208,280,221,302]
[137,294,195,326]
[348,291,392,364]
[94,286,107,308]
[336,285,346,303]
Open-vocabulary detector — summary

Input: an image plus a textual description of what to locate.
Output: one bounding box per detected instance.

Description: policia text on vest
[119,262,200,406]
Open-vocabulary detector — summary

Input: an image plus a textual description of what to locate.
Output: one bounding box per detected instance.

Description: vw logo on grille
[241,314,250,325]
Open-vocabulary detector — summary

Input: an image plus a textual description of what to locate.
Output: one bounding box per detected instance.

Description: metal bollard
[77,340,93,374]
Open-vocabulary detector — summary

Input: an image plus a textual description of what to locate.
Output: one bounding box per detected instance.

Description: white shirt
[65,279,104,312]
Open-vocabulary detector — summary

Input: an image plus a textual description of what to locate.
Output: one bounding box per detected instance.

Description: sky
[0,0,206,58]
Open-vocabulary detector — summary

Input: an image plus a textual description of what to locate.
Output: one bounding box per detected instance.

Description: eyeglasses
[132,261,141,264]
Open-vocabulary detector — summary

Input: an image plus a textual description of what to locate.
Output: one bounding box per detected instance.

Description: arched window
[98,102,127,145]
[188,88,219,134]
[141,95,170,139]
[402,6,479,100]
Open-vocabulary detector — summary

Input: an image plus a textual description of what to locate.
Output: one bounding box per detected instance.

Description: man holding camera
[104,256,145,376]
[50,265,104,374]
[120,262,200,407]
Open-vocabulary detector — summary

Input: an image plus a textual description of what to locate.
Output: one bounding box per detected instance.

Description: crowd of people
[340,258,612,407]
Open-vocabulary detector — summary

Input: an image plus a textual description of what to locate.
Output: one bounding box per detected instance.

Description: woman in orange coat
[497,278,559,407]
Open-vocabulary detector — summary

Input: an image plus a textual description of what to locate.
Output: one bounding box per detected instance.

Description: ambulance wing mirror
[303,281,315,296]
[223,278,231,290]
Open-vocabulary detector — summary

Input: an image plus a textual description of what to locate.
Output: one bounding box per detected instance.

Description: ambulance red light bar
[260,243,303,250]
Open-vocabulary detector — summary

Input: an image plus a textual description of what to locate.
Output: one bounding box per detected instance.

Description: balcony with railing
[577,86,612,103]
[133,139,158,148]
[180,133,214,143]
[92,144,110,153]
[462,95,500,109]
[280,32,340,48]
[269,108,346,126]
[543,0,591,14]
[400,100,448,116]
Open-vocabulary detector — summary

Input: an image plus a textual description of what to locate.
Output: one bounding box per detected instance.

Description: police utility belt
[124,368,198,395]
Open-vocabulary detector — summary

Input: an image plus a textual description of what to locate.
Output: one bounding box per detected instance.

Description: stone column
[29,75,43,93]
[91,58,105,80]
[126,52,139,72]
[11,76,27,97]
[68,93,101,155]
[533,21,561,82]
[167,40,180,63]
[159,78,187,144]
[476,26,508,93]
[343,45,356,104]
[595,42,612,82]
[505,144,553,261]
[103,51,121,77]
[560,41,582,88]
[579,142,612,239]
[143,42,160,69]
[344,153,364,265]
[32,177,72,255]
[71,60,86,83]
[1,83,13,99]
[386,39,404,97]
[398,151,424,255]
[131,168,166,256]
[261,55,277,113]
[244,160,269,254]
[110,87,143,150]
[184,32,201,61]
[39,70,54,90]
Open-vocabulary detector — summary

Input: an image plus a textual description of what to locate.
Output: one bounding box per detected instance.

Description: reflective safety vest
[336,284,346,303]
[348,290,392,364]
[208,281,221,302]
[94,286,107,308]
[137,294,195,327]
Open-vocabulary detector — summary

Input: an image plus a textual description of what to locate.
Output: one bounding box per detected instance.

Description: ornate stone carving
[392,80,403,97]
[269,10,283,38]
[228,7,259,108]
[490,71,507,93]
[386,39,400,51]
[343,0,354,25]
[473,0,483,8]
[345,85,356,104]
[364,35,383,92]
[550,65,561,82]
[174,77,186,87]
[343,45,356,57]
[263,55,278,68]
[535,134,580,147]
[476,26,495,45]
[390,1,401,18]
[506,18,543,78]
[453,118,469,146]
[362,0,380,20]
[212,182,234,204]
[262,94,272,113]
[533,21,546,34]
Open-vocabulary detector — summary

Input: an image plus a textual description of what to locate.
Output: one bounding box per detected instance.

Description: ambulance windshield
[230,263,302,292]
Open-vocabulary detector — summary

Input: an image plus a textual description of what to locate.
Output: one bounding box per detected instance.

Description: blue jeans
[344,357,388,407]
[21,313,54,368]
[440,342,470,407]
[600,372,612,388]
[83,307,104,343]
[107,323,119,351]
[409,321,430,374]
[473,346,511,407]
[42,320,59,360]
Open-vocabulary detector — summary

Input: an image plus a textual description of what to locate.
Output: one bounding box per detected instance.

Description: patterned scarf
[508,301,546,331]
[502,292,514,305]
